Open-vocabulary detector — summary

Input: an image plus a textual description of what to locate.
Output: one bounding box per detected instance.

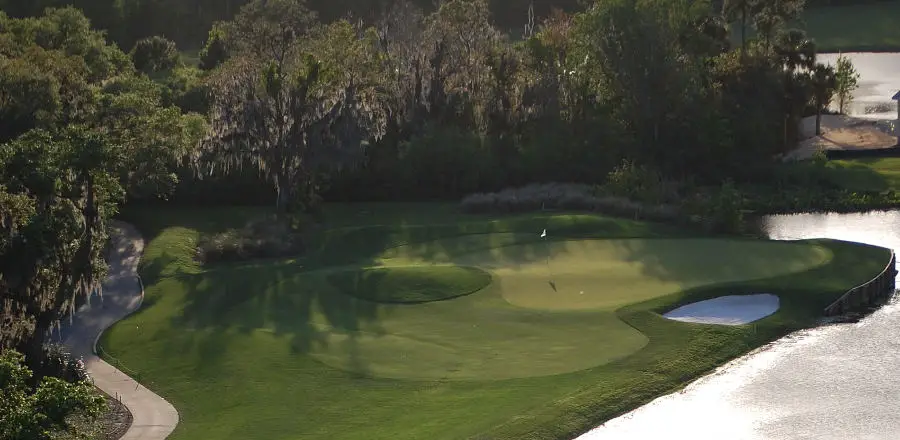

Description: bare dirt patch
[786,115,899,161]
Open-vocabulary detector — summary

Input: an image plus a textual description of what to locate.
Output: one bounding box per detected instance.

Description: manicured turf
[327,266,492,304]
[827,157,900,192]
[451,238,831,311]
[103,204,891,440]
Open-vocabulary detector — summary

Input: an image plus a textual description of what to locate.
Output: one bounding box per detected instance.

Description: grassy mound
[327,266,491,304]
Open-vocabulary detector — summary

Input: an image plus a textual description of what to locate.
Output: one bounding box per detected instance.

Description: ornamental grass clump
[196,215,306,264]
[460,183,682,223]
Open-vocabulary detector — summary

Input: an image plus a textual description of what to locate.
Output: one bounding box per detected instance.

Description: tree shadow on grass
[607,238,832,289]
[822,159,893,192]
[127,204,691,375]
[162,261,387,376]
[144,212,643,375]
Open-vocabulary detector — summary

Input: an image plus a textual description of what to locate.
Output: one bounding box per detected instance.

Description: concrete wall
[824,252,897,316]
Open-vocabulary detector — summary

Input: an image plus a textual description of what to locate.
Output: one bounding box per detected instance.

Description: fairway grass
[104,204,891,440]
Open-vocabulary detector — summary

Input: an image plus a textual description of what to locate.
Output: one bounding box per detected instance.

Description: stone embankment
[824,251,897,316]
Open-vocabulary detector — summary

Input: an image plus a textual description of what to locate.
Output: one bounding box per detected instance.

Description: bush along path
[59,221,180,440]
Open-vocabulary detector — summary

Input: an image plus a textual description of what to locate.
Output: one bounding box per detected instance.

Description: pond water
[576,210,900,440]
[817,52,900,120]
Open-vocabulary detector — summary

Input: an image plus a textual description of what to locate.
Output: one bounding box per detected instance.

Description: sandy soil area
[663,294,780,325]
[786,115,899,161]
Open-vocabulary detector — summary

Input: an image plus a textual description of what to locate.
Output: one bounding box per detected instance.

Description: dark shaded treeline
[0,0,585,48]
[1,0,884,50]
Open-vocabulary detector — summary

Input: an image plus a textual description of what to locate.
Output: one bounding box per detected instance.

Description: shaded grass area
[729,1,900,51]
[802,1,900,51]
[826,157,900,192]
[327,266,492,304]
[104,204,890,440]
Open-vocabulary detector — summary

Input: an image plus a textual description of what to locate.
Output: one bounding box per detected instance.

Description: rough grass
[327,266,492,304]
[102,204,890,440]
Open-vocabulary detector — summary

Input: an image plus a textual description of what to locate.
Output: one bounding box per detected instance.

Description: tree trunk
[839,94,845,114]
[740,8,746,59]
[816,108,822,136]
[22,311,53,372]
[275,174,294,215]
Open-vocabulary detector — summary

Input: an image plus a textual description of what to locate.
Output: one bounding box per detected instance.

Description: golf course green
[102,204,891,440]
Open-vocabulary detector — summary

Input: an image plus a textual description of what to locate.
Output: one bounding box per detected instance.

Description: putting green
[327,266,492,304]
[302,237,831,380]
[448,238,833,311]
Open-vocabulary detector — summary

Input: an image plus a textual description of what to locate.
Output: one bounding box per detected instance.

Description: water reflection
[576,210,900,440]
[817,53,900,120]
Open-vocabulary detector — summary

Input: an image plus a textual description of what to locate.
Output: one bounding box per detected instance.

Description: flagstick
[541,228,552,283]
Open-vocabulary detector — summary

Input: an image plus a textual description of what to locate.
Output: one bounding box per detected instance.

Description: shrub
[199,24,229,71]
[196,215,307,264]
[35,344,90,384]
[131,36,179,74]
[0,349,104,440]
[603,159,691,205]
[704,180,745,233]
[459,183,683,223]
[159,66,210,114]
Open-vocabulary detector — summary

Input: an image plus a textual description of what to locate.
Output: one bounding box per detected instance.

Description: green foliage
[391,125,492,199]
[834,54,860,114]
[199,24,229,71]
[705,179,745,233]
[460,183,684,224]
[36,345,90,385]
[196,215,306,264]
[130,36,179,74]
[93,74,207,200]
[223,0,317,63]
[199,12,387,213]
[605,160,667,203]
[0,57,61,142]
[156,66,211,114]
[0,7,131,142]
[0,349,105,440]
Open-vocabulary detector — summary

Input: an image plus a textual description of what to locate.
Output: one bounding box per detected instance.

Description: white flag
[540,229,547,238]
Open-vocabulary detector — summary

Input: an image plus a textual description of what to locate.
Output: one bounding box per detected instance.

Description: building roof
[893,91,900,100]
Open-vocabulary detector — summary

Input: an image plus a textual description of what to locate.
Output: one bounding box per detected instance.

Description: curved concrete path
[59,221,179,439]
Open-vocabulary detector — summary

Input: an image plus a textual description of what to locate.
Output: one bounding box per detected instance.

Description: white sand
[663,294,780,325]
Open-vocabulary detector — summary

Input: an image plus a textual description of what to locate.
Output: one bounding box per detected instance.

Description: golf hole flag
[541,229,547,238]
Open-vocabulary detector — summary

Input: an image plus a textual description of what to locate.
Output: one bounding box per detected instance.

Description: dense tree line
[0,0,587,49]
[0,9,203,434]
[176,0,840,208]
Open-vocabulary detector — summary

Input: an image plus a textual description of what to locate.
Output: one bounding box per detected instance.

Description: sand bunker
[663,294,780,325]
[787,115,899,161]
